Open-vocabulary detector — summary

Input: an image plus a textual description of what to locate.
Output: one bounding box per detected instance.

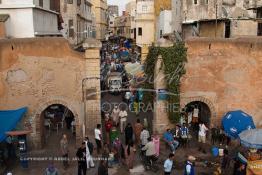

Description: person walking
[95,124,103,154]
[102,143,110,166]
[98,160,108,175]
[134,119,143,146]
[164,153,175,175]
[45,163,58,175]
[111,105,120,126]
[125,123,133,145]
[184,155,196,175]
[198,122,208,153]
[85,137,95,168]
[142,137,156,166]
[105,118,113,144]
[6,135,16,159]
[110,125,119,143]
[60,134,69,169]
[119,107,128,133]
[140,127,150,147]
[76,142,87,175]
[133,98,139,115]
[125,140,136,171]
[180,123,189,147]
[112,137,123,164]
[221,149,230,174]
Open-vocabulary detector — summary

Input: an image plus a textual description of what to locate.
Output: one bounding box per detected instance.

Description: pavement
[8,92,226,175]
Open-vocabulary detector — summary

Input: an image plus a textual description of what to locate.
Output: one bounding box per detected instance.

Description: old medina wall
[0,37,89,148]
[180,37,262,128]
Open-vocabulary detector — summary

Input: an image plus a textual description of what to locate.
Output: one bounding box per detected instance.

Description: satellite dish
[222,7,228,17]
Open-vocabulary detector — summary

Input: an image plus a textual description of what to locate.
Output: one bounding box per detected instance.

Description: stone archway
[33,99,81,149]
[181,96,217,124]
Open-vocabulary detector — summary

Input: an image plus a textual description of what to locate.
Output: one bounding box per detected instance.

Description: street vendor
[248,149,261,161]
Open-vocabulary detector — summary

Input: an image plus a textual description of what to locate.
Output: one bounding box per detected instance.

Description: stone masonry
[153,37,262,133]
[181,37,262,128]
[0,37,101,149]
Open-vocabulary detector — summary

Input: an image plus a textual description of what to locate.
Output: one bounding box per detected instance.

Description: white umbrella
[239,129,262,149]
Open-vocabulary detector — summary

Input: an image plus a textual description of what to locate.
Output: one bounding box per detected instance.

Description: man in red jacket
[105,118,113,144]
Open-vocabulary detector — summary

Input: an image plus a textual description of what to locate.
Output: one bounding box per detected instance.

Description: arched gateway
[181,96,216,127]
[34,99,80,149]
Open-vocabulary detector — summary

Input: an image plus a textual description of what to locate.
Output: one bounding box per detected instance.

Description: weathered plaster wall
[199,21,225,38]
[181,37,262,128]
[0,22,5,38]
[230,20,258,37]
[0,38,86,148]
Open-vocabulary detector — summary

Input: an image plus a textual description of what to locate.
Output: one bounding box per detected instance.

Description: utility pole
[215,2,218,38]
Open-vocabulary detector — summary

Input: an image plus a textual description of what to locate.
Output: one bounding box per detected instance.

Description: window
[225,21,230,38]
[205,0,208,4]
[77,0,81,6]
[68,0,73,4]
[110,22,113,25]
[39,0,43,7]
[194,0,197,5]
[258,23,262,36]
[142,5,147,12]
[138,27,142,36]
[160,30,163,38]
[69,19,74,37]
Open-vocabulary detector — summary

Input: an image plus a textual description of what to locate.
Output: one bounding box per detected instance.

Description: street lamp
[82,77,100,138]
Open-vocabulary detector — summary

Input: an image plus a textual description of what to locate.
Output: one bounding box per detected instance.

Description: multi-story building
[246,0,262,35]
[126,0,136,39]
[157,10,172,40]
[154,0,172,41]
[59,0,94,45]
[135,0,155,46]
[108,13,117,34]
[114,11,131,38]
[92,0,108,40]
[0,0,61,38]
[108,5,118,16]
[172,0,261,40]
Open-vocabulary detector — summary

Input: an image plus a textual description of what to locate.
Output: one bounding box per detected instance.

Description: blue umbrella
[222,110,256,139]
[239,129,262,149]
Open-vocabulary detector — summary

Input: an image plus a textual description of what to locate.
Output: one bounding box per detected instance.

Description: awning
[0,107,27,142]
[6,130,32,136]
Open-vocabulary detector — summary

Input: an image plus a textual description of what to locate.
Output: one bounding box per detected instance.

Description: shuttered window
[69,19,74,37]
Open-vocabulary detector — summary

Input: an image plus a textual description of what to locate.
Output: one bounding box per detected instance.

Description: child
[108,149,115,168]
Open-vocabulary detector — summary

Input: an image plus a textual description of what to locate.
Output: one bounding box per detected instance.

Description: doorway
[225,21,231,38]
[39,104,76,149]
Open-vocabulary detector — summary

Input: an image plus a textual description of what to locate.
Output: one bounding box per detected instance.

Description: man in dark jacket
[76,142,87,175]
[125,123,133,145]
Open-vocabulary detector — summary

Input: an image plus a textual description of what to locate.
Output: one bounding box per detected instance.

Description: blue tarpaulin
[0,107,27,142]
